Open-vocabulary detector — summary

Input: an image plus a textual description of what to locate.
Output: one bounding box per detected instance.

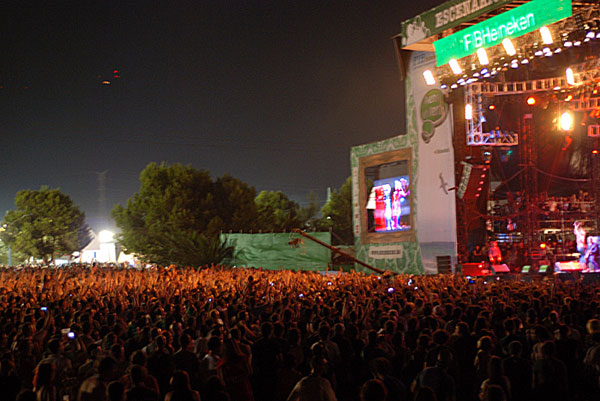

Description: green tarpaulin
[221,232,332,271]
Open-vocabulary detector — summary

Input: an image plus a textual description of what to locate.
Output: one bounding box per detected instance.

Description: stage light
[423,70,436,86]
[559,111,574,131]
[481,68,489,75]
[502,38,516,56]
[566,68,575,86]
[477,48,489,65]
[449,59,462,75]
[527,97,536,106]
[540,243,547,249]
[521,58,529,64]
[564,40,573,47]
[440,84,448,89]
[534,50,544,57]
[554,48,562,54]
[540,26,553,44]
[488,104,495,110]
[586,31,595,39]
[451,83,458,89]
[593,149,599,155]
[465,104,473,120]
[574,40,582,46]
[565,94,573,101]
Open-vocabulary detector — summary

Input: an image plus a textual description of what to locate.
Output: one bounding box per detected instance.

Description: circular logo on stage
[420,89,447,144]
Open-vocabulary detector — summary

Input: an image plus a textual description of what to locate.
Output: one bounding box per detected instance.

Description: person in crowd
[286,356,337,401]
[164,370,201,401]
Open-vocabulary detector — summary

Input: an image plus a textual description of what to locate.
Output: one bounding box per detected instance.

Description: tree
[0,187,92,263]
[255,190,301,232]
[112,162,255,266]
[319,177,353,245]
[297,191,321,230]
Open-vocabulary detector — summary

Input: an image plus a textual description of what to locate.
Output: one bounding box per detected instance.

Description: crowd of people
[1,265,600,401]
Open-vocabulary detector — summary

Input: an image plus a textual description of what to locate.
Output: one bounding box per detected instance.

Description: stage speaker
[462,262,491,276]
[491,264,510,274]
[437,255,452,274]
[457,162,488,200]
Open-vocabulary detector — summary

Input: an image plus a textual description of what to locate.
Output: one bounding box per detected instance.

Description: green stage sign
[433,0,572,66]
[401,0,514,48]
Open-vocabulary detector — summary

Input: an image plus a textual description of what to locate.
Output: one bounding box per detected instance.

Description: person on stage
[585,236,599,272]
[488,241,502,264]
[574,221,587,264]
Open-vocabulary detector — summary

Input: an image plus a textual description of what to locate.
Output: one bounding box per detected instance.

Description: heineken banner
[401,0,514,48]
[433,0,572,66]
[408,51,458,273]
[221,232,332,271]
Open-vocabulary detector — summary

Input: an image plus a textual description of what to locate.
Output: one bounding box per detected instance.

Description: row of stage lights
[423,21,600,89]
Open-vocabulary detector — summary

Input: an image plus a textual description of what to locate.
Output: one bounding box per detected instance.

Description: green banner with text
[433,0,572,66]
[221,232,332,271]
[401,0,514,48]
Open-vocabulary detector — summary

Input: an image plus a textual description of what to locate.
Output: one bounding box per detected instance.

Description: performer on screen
[574,220,587,264]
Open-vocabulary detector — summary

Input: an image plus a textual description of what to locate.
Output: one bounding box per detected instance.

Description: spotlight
[559,111,574,131]
[540,26,553,44]
[451,83,458,89]
[477,48,489,65]
[593,149,599,155]
[565,94,573,101]
[488,104,496,110]
[534,50,544,57]
[440,84,448,89]
[540,243,547,249]
[521,58,529,64]
[554,48,562,53]
[423,70,436,86]
[449,59,462,75]
[481,68,489,75]
[564,40,573,47]
[465,104,473,120]
[502,38,516,56]
[586,31,595,39]
[566,68,575,86]
[527,97,536,106]
[574,40,582,46]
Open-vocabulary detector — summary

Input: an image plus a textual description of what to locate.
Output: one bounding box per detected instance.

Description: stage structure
[352,0,600,274]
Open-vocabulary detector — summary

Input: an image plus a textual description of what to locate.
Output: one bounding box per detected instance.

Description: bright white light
[449,59,462,75]
[99,230,115,243]
[423,69,436,86]
[587,31,595,39]
[476,48,489,65]
[559,112,573,131]
[502,38,516,56]
[465,104,473,120]
[564,40,573,47]
[540,26,553,44]
[566,67,575,86]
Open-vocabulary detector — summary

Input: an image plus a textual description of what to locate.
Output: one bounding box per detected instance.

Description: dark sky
[0,0,442,230]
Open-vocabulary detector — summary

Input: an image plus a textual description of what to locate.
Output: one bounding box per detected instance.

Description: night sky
[0,0,442,230]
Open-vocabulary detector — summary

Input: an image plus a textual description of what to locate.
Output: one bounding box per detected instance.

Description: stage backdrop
[351,51,457,274]
[221,232,332,271]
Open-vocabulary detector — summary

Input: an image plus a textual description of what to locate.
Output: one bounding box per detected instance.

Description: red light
[489,104,496,110]
[477,187,482,191]
[480,174,485,178]
[527,97,536,106]
[479,181,484,185]
[593,149,599,154]
[540,243,547,249]
[113,70,119,74]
